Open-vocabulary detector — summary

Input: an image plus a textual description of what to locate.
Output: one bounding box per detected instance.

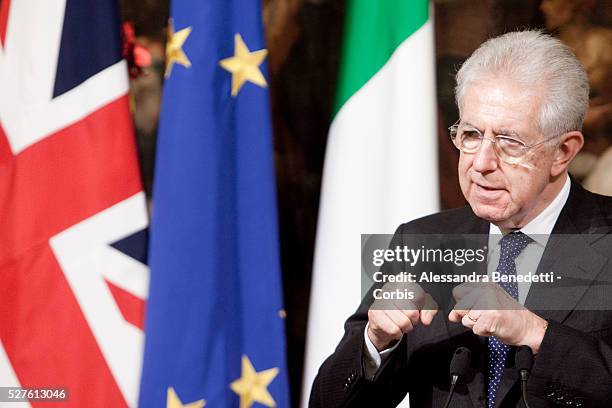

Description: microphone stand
[443,347,471,408]
[442,373,460,408]
[516,345,534,408]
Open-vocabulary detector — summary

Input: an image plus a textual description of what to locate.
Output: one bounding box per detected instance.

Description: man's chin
[469,202,510,225]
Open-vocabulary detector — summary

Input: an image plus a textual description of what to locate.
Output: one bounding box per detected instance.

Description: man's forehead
[460,79,545,135]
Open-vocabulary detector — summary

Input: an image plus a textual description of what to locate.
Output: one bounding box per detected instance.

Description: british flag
[0,0,149,407]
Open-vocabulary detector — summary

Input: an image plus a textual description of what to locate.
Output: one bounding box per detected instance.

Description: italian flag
[302,0,438,405]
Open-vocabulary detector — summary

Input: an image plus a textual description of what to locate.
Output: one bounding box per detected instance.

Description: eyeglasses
[448,120,559,165]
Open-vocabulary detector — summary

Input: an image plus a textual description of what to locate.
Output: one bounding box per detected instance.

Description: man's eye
[497,136,524,148]
[461,130,481,140]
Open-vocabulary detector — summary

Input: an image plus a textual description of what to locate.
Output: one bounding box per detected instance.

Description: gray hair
[455,30,589,138]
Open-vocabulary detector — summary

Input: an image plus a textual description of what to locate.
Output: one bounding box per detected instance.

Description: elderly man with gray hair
[310,30,612,407]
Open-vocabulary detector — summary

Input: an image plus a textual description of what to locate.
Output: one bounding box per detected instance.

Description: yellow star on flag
[166,387,206,408]
[219,34,268,96]
[230,355,279,408]
[165,19,192,78]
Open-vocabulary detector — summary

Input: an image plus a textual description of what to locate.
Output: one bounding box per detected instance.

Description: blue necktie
[487,232,532,408]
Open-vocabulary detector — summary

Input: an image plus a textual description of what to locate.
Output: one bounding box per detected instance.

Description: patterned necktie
[487,232,532,408]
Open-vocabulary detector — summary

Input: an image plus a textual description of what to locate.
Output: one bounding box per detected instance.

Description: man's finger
[368,310,404,341]
[388,284,426,311]
[420,294,439,325]
[448,308,468,323]
[461,313,477,329]
[471,311,500,337]
[408,283,427,307]
[386,308,416,332]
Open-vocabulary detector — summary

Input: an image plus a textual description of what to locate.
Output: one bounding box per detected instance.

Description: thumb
[420,294,438,325]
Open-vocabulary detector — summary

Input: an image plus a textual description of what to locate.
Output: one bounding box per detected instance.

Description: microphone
[443,347,472,408]
[515,346,534,408]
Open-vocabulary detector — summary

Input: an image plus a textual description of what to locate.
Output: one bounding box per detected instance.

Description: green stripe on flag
[333,0,429,115]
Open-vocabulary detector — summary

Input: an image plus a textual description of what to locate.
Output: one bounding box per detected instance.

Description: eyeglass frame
[448,119,560,164]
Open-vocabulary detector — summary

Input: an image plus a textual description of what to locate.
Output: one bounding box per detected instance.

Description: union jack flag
[0,0,149,406]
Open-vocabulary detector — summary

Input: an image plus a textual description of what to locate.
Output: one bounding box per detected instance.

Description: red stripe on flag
[0,0,10,48]
[0,122,11,164]
[105,280,145,330]
[0,95,143,264]
[0,246,128,407]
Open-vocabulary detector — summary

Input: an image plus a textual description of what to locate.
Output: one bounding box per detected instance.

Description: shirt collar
[489,174,571,247]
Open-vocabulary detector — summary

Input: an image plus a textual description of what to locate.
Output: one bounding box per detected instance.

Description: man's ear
[550,131,584,177]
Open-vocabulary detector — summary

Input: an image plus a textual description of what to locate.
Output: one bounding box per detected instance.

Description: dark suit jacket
[310,180,612,407]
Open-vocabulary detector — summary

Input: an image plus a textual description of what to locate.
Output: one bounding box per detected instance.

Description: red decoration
[122,22,152,78]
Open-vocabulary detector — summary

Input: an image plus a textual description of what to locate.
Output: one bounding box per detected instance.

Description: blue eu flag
[139,0,290,406]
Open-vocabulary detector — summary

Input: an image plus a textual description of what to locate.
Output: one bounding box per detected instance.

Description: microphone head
[516,345,534,372]
[449,347,472,378]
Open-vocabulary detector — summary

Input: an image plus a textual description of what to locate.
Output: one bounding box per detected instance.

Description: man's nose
[472,135,499,172]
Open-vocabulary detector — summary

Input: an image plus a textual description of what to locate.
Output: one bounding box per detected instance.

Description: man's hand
[367,282,438,352]
[448,283,547,353]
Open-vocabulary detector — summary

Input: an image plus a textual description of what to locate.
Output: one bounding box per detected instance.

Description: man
[310,30,612,407]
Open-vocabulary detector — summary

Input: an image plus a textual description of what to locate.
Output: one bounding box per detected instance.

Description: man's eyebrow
[495,127,521,137]
[462,122,521,138]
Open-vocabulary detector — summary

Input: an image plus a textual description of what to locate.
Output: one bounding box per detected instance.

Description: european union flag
[139,0,290,406]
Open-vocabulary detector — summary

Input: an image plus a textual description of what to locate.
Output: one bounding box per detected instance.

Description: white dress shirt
[363,175,571,378]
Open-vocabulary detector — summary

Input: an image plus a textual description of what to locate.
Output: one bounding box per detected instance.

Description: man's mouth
[476,183,501,191]
[473,182,505,198]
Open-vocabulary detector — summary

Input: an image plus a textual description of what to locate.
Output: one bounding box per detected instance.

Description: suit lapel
[496,179,611,406]
[525,232,607,323]
[526,179,611,322]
